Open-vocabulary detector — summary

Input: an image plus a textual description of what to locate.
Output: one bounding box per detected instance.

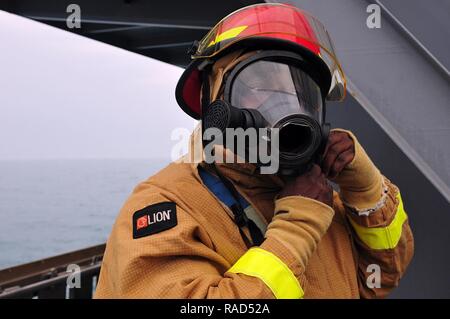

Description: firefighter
[95,3,413,299]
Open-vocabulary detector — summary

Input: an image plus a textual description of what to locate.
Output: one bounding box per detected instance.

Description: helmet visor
[229,60,323,126]
[193,3,346,101]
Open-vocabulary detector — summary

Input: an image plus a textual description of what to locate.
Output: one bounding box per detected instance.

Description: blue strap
[198,167,250,210]
[199,166,265,246]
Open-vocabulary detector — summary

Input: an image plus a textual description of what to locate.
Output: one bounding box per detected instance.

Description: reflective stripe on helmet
[348,192,408,250]
[227,247,304,299]
[208,25,248,48]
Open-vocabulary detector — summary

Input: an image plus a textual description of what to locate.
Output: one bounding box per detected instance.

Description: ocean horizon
[0,158,171,270]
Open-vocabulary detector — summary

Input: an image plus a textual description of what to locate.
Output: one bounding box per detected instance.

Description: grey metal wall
[329,96,450,298]
[286,0,450,298]
[381,0,450,71]
[279,0,450,202]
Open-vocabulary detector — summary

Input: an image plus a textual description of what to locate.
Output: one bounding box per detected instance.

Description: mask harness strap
[201,65,211,112]
[205,163,265,247]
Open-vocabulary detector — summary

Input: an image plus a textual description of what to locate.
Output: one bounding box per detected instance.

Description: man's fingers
[315,178,333,207]
[322,138,354,176]
[323,131,353,157]
[280,165,333,207]
[323,132,345,159]
[329,149,355,178]
[322,147,339,175]
[306,164,322,178]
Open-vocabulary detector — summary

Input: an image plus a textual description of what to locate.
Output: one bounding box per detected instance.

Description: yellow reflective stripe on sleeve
[208,26,248,47]
[227,247,303,299]
[349,192,408,250]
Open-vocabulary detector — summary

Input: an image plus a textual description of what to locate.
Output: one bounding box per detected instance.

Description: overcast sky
[0,11,196,160]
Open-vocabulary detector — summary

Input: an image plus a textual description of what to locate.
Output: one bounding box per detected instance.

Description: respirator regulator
[202,51,330,176]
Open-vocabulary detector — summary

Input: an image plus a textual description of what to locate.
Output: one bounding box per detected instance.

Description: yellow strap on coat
[349,192,407,250]
[228,247,304,299]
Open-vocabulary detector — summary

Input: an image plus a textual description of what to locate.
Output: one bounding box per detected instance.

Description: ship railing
[0,244,105,299]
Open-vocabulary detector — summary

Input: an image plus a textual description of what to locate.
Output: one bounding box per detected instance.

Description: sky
[0,11,196,160]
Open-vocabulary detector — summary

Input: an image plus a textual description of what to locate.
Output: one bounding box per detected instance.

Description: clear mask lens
[229,60,323,127]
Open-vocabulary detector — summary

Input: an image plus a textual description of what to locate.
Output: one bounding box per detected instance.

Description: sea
[0,158,170,270]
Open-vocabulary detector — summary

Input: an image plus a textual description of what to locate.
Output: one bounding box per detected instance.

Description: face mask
[202,50,330,176]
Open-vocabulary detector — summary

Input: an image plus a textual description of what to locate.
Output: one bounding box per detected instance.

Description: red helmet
[176,3,346,119]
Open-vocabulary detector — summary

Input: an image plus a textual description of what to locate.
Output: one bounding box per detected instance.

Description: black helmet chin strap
[199,60,214,113]
[201,71,211,111]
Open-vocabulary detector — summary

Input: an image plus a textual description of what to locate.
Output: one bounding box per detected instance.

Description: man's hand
[322,129,383,210]
[279,164,333,207]
[322,130,355,179]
